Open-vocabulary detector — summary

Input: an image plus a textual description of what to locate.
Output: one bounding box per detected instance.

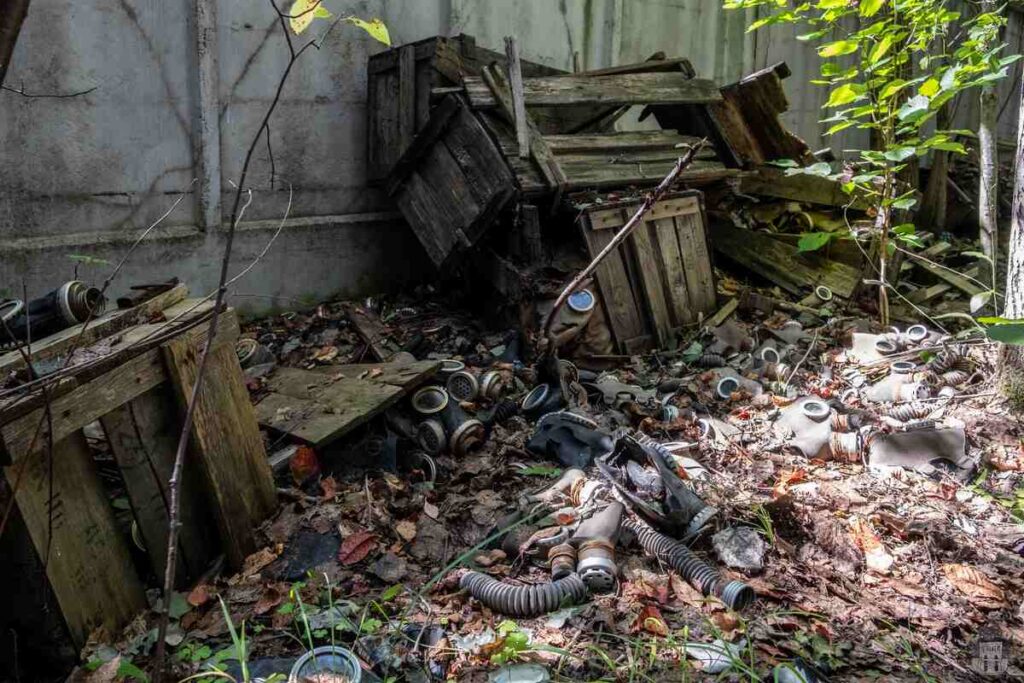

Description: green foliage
[287,0,391,45]
[519,464,563,477]
[724,0,1017,277]
[491,620,532,665]
[978,317,1024,345]
[797,231,833,252]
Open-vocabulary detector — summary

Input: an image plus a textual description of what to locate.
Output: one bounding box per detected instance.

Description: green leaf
[879,78,908,100]
[818,40,859,58]
[381,584,403,602]
[978,316,1016,325]
[986,323,1024,345]
[860,0,884,17]
[897,95,931,123]
[169,593,191,620]
[520,464,562,477]
[919,77,941,97]
[289,0,327,34]
[970,290,993,313]
[343,17,391,45]
[826,120,857,135]
[891,197,917,210]
[869,35,894,63]
[825,83,863,107]
[892,224,916,236]
[883,146,916,162]
[797,232,833,252]
[766,158,799,168]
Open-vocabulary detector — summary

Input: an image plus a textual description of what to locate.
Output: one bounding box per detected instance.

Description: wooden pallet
[579,191,718,352]
[0,296,276,657]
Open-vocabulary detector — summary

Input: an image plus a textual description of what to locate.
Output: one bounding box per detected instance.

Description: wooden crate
[366,34,564,183]
[0,295,276,661]
[580,191,718,352]
[386,95,517,268]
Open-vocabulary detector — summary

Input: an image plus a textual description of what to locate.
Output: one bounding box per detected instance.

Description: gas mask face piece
[411,385,485,456]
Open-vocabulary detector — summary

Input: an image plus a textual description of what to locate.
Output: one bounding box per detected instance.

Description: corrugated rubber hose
[625,519,755,611]
[459,571,589,618]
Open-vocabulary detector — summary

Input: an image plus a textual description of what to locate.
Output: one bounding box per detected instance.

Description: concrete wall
[2,0,1020,314]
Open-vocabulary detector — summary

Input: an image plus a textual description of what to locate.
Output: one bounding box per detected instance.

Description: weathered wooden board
[254,360,441,449]
[0,282,188,376]
[464,72,722,108]
[0,307,236,466]
[390,97,516,268]
[100,385,217,585]
[3,430,146,646]
[712,224,861,298]
[739,167,872,210]
[162,315,277,570]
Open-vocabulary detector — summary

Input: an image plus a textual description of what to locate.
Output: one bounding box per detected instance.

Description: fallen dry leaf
[338,530,377,565]
[187,583,213,607]
[773,468,808,498]
[290,445,321,485]
[320,475,339,499]
[254,583,287,615]
[396,520,417,541]
[849,518,893,573]
[633,604,669,637]
[424,501,440,520]
[942,564,1005,608]
[241,547,278,577]
[710,611,740,635]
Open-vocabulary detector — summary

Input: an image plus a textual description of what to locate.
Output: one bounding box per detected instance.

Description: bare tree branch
[1,82,97,98]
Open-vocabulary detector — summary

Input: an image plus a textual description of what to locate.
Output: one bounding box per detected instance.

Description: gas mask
[411,385,485,457]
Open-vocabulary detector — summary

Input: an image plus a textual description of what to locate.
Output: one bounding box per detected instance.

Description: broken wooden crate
[579,191,718,352]
[0,290,276,659]
[369,35,746,269]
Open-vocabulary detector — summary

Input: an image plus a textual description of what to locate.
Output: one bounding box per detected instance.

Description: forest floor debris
[79,288,1024,682]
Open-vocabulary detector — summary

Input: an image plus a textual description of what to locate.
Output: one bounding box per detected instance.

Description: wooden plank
[367,60,383,182]
[423,142,483,240]
[0,306,235,466]
[255,361,440,448]
[908,258,984,297]
[3,430,146,646]
[100,386,217,585]
[482,65,568,196]
[580,212,646,351]
[558,158,737,190]
[395,167,461,268]
[576,57,696,79]
[652,216,694,326]
[161,316,276,570]
[504,37,530,160]
[907,265,980,304]
[0,282,188,376]
[676,206,717,313]
[385,94,461,195]
[343,304,392,362]
[464,72,723,108]
[414,55,433,131]
[740,167,872,210]
[712,225,860,299]
[674,212,713,318]
[1,350,165,464]
[545,131,703,153]
[398,45,417,153]
[629,225,673,346]
[442,105,517,208]
[520,204,543,262]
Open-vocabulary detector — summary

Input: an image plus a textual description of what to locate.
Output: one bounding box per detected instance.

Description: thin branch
[1,83,98,98]
[153,0,308,674]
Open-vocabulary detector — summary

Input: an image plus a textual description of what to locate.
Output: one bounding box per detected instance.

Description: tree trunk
[919,103,950,233]
[0,0,31,87]
[979,4,1000,306]
[1000,69,1024,407]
